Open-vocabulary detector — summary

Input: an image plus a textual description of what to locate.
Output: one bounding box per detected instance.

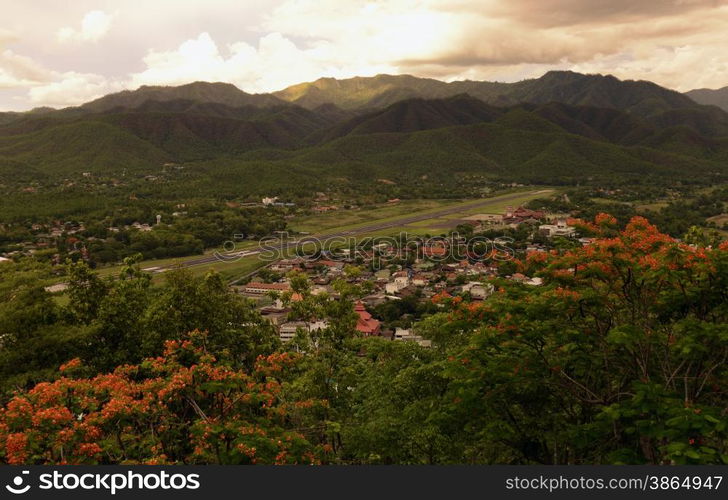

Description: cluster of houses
[237,250,525,347]
[232,204,590,347]
[462,206,576,238]
[0,220,86,259]
[0,215,171,262]
[2,202,587,349]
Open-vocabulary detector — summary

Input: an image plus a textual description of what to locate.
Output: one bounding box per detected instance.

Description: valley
[1,68,727,467]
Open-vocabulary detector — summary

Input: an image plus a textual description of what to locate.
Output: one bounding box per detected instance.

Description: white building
[242,282,291,295]
[278,320,328,343]
[385,275,410,294]
[279,322,307,343]
[394,328,432,347]
[461,282,495,300]
[539,219,576,238]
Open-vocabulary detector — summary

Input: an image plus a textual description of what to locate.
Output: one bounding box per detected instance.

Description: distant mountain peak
[81,81,284,113]
[273,70,700,117]
[686,85,728,112]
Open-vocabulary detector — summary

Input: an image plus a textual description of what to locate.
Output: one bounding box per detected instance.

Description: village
[235,205,590,347]
[1,198,593,328]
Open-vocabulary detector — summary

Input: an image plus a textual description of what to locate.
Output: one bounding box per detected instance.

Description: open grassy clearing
[288,198,476,234]
[636,202,670,212]
[456,191,554,216]
[287,189,553,235]
[707,213,728,227]
[143,254,266,285]
[95,240,260,277]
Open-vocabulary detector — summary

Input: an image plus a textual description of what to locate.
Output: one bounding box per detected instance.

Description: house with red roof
[422,246,447,258]
[354,301,381,336]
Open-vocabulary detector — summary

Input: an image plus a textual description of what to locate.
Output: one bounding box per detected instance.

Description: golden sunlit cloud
[2,0,728,110]
[57,10,115,43]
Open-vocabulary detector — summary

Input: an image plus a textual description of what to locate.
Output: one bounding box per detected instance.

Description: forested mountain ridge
[2,71,728,189]
[686,85,728,112]
[82,81,286,112]
[274,70,700,116]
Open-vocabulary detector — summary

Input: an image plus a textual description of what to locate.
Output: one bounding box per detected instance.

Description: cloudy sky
[2,0,728,110]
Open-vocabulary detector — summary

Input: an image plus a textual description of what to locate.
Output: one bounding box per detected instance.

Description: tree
[143,268,280,368]
[442,215,728,464]
[0,332,328,465]
[66,260,108,324]
[341,338,461,464]
[85,256,152,371]
[0,259,88,394]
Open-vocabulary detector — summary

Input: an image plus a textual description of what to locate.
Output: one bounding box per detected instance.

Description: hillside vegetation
[2,71,728,202]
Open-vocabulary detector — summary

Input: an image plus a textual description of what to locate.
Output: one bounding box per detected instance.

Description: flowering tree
[0,331,328,464]
[436,215,728,464]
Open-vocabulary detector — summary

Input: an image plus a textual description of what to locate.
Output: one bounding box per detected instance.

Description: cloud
[484,0,721,27]
[129,31,398,93]
[382,0,728,90]
[0,45,117,107]
[27,72,121,107]
[58,10,114,43]
[264,0,457,66]
[0,28,17,45]
[5,0,728,111]
[0,49,53,89]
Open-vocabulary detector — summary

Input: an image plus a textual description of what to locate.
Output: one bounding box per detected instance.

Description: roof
[316,259,341,267]
[244,282,291,290]
[422,246,447,257]
[354,301,381,335]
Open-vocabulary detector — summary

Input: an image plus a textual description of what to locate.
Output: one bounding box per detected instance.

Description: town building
[242,282,291,295]
[539,219,576,238]
[355,301,381,336]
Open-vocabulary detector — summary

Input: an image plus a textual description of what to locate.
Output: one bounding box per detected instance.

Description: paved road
[154,189,552,278]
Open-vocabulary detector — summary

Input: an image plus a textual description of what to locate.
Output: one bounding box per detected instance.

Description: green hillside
[81,81,284,112]
[2,71,728,200]
[0,120,169,179]
[275,71,704,118]
[298,121,717,184]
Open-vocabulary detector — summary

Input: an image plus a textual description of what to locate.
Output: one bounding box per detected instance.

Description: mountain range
[2,71,728,190]
[686,86,728,112]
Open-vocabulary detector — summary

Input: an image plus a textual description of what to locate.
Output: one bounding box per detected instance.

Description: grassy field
[456,190,553,216]
[393,190,554,235]
[707,213,728,227]
[287,189,553,237]
[289,198,474,234]
[95,240,260,278]
[133,254,267,285]
[290,189,553,235]
[186,254,266,281]
[636,202,669,213]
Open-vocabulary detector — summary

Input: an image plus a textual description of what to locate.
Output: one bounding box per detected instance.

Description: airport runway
[157,189,552,275]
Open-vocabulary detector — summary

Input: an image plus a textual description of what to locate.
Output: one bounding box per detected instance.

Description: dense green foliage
[1,216,726,464]
[0,257,279,390]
